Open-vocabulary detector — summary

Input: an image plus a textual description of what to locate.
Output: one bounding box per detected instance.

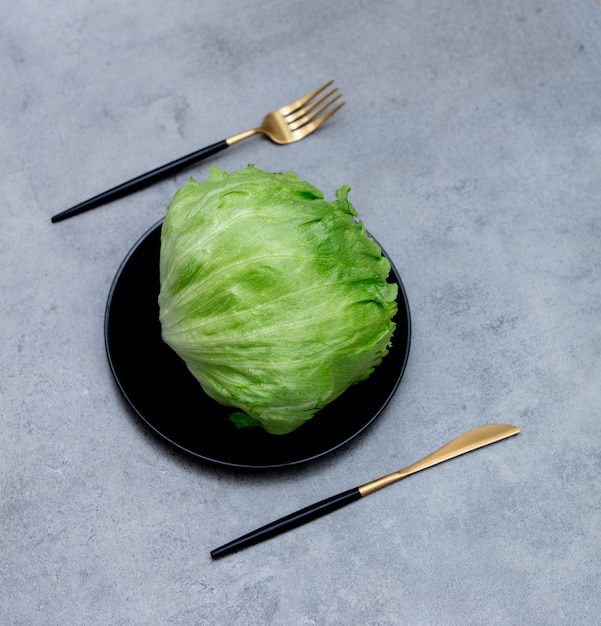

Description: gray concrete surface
[2,0,600,624]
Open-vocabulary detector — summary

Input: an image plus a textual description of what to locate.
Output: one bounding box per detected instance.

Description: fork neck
[226,128,263,146]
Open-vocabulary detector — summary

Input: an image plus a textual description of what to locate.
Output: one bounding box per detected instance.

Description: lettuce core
[158,165,397,435]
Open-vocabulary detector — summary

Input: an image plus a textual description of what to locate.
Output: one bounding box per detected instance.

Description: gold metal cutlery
[51,81,344,222]
[211,424,521,558]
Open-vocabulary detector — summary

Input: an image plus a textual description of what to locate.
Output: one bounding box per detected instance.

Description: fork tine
[286,87,338,124]
[288,94,343,132]
[290,101,345,139]
[278,80,334,116]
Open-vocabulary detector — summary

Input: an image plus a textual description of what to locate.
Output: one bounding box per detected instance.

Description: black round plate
[105,219,411,468]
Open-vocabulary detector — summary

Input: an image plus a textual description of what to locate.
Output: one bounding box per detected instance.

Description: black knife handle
[51,139,229,223]
[211,487,362,559]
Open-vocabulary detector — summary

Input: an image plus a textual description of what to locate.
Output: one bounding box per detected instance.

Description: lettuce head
[158,165,397,435]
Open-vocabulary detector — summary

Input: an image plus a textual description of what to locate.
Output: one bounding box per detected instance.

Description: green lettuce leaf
[158,165,397,435]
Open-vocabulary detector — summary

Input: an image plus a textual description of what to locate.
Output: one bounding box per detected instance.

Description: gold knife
[211,423,521,558]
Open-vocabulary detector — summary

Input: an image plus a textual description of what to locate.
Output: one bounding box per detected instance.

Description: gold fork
[51,81,345,223]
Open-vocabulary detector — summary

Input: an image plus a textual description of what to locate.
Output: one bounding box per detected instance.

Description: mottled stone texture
[2,0,600,624]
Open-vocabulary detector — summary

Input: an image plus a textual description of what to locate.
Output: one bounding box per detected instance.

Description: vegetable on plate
[158,165,397,435]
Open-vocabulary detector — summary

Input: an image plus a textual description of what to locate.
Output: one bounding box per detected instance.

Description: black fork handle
[51,139,229,223]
